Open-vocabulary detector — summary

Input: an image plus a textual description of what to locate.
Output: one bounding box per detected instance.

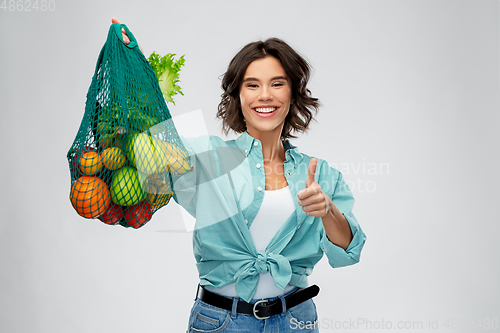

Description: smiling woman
[112,17,366,333]
[186,37,366,333]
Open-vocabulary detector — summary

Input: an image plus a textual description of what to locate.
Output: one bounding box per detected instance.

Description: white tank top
[205,185,302,300]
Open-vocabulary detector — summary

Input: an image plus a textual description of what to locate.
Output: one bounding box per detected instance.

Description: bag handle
[113,23,138,49]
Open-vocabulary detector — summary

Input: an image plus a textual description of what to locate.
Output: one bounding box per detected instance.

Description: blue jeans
[186,285,319,332]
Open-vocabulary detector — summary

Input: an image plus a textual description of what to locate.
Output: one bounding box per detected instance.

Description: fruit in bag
[79,151,103,175]
[147,176,173,210]
[101,147,125,170]
[124,202,153,229]
[99,202,124,225]
[127,133,168,175]
[110,166,146,206]
[70,176,111,218]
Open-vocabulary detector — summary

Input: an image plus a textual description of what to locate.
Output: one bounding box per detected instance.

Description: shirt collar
[235,131,303,165]
[283,138,303,165]
[235,130,255,155]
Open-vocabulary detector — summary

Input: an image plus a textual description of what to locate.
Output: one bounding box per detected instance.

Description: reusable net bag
[67,23,191,228]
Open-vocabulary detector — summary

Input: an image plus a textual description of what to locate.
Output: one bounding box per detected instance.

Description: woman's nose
[258,87,273,101]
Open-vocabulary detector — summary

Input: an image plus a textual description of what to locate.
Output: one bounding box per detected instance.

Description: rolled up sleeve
[320,170,367,268]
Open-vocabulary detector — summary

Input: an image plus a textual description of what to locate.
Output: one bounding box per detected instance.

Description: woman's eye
[247,84,258,88]
[273,82,284,87]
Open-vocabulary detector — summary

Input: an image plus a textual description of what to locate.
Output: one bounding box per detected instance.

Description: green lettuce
[148,52,185,104]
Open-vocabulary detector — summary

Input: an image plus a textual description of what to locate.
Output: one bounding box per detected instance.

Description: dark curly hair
[216,38,320,140]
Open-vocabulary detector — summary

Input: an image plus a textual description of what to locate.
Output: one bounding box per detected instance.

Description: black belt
[197,284,320,320]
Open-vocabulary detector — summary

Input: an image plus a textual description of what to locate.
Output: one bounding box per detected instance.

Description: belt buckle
[253,299,270,320]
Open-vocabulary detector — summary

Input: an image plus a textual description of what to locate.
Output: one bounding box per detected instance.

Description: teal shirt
[172,131,366,302]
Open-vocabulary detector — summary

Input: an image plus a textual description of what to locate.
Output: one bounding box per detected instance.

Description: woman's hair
[216,37,320,140]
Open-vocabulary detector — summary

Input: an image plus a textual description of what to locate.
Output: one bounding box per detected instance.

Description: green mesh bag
[67,23,191,228]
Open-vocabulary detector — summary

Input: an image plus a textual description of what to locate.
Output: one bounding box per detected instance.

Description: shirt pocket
[188,299,232,332]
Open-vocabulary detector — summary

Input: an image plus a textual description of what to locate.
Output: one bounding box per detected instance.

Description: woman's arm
[320,196,353,250]
[297,158,353,250]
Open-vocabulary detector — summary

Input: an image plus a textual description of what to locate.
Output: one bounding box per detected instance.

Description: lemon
[128,133,168,175]
[101,147,125,170]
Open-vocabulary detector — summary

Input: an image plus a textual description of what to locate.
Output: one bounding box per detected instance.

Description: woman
[112,17,366,333]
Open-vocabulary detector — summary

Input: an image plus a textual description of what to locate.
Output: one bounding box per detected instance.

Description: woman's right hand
[111,17,143,53]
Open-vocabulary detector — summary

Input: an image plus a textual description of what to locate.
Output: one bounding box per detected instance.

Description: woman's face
[239,56,292,138]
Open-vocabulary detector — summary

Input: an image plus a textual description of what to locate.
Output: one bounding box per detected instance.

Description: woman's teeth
[255,107,277,113]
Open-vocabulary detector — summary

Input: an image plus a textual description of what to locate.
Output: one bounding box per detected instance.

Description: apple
[124,202,152,229]
[99,202,124,225]
[110,166,146,206]
[127,133,168,175]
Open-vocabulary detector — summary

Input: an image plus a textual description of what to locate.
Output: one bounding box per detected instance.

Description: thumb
[112,17,122,24]
[306,158,317,187]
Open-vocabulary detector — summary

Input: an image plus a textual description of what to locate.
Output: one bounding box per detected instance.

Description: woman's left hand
[297,158,331,217]
[111,17,144,53]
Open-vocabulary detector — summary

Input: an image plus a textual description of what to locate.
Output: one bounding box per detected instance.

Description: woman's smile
[253,105,279,117]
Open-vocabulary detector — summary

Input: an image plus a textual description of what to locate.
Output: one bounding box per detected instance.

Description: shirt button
[256,163,261,168]
[287,171,291,175]
[245,219,249,224]
[257,186,262,191]
[254,141,259,146]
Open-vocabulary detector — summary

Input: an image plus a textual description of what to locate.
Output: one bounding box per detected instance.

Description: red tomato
[123,202,152,229]
[99,202,124,225]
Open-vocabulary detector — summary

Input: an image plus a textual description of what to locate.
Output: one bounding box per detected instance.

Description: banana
[161,142,191,173]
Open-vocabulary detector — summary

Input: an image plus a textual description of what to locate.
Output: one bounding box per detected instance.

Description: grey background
[1,0,499,332]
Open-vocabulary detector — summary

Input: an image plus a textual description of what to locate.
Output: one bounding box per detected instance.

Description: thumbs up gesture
[297,158,331,217]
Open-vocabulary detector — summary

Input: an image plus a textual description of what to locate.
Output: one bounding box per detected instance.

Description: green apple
[111,166,146,206]
[127,133,168,175]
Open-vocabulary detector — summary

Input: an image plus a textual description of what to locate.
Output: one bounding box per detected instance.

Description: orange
[70,176,111,218]
[79,151,103,175]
